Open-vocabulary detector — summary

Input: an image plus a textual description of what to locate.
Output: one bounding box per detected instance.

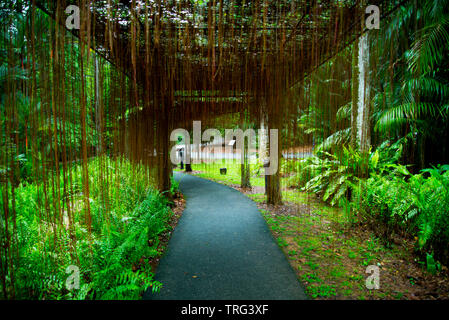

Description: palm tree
[374,0,449,170]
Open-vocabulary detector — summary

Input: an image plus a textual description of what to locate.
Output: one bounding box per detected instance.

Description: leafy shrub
[170,175,180,194]
[286,138,449,268]
[287,147,372,206]
[3,157,173,299]
[353,164,418,236]
[413,166,449,263]
[287,138,407,208]
[354,164,449,267]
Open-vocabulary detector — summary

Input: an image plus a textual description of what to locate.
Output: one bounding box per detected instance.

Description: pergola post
[240,110,251,188]
[265,102,282,205]
[265,144,282,205]
[157,106,172,195]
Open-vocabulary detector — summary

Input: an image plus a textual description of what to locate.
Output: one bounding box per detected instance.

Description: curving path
[143,172,307,300]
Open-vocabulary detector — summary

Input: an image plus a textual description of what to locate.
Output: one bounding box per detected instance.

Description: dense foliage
[0,3,175,299]
[354,164,449,269]
[285,0,449,271]
[2,158,171,299]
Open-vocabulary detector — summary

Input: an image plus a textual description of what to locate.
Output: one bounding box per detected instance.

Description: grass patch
[176,161,265,187]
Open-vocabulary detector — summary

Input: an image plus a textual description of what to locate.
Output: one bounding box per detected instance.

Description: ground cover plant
[2,157,182,299]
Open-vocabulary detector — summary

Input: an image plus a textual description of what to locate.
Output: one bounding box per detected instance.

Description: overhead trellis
[30,0,405,190]
[35,0,402,94]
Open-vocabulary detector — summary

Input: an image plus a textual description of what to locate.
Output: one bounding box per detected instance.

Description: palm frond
[376,102,441,131]
[409,16,449,73]
[336,103,351,122]
[316,128,351,152]
[402,76,449,102]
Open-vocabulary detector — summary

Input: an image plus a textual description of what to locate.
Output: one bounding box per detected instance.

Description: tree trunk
[158,111,172,195]
[266,172,281,204]
[351,32,371,155]
[240,148,251,188]
[266,109,282,205]
[240,111,251,188]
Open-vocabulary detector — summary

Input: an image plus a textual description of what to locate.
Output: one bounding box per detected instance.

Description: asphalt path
[143,172,307,300]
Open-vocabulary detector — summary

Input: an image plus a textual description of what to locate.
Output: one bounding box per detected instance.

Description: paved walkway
[143,172,307,300]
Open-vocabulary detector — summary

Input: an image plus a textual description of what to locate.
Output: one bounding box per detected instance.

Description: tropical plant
[373,0,449,170]
[353,163,449,267]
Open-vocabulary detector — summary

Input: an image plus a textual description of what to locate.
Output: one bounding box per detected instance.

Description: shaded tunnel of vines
[2,0,449,299]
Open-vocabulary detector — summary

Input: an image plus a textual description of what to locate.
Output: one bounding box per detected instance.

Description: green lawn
[175,161,265,187]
